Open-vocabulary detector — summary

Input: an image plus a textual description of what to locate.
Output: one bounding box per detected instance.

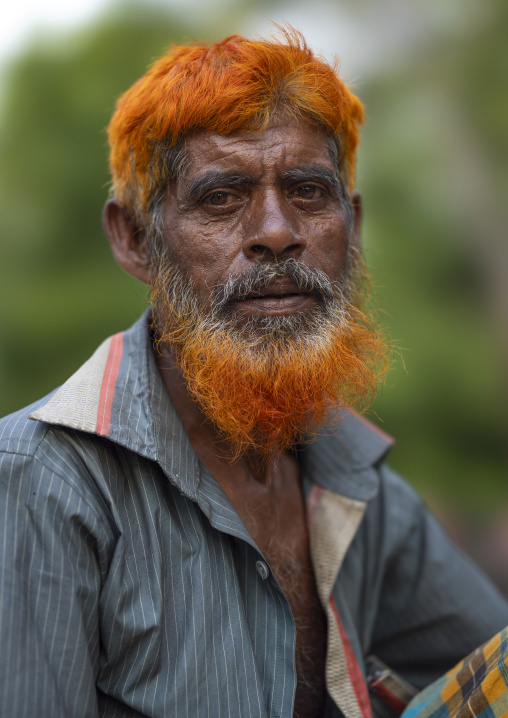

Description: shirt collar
[300,410,394,501]
[29,310,393,503]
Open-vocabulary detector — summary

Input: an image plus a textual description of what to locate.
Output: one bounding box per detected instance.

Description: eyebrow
[183,171,253,206]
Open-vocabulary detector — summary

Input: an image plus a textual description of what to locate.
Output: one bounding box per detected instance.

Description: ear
[102,199,152,284]
[350,190,363,252]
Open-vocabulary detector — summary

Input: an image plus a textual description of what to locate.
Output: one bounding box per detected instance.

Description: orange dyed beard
[151,256,387,460]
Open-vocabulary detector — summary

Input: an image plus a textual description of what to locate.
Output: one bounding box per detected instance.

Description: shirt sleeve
[368,465,508,690]
[0,448,110,718]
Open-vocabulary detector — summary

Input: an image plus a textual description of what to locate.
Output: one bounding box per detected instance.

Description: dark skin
[103,116,362,718]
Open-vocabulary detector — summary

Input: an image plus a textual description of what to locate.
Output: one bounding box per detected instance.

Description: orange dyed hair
[107,26,364,225]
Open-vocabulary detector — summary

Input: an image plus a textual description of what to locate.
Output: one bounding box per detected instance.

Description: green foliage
[0,8,190,414]
[359,0,508,510]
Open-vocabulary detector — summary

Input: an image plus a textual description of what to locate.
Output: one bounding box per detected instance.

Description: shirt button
[256,560,269,580]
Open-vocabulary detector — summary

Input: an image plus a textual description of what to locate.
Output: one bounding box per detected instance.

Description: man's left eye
[294,185,325,199]
[203,191,234,206]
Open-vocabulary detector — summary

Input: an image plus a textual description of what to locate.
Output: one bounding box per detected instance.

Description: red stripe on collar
[329,596,373,718]
[95,332,124,437]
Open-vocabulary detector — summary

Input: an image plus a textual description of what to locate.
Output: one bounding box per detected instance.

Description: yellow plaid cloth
[403,629,508,718]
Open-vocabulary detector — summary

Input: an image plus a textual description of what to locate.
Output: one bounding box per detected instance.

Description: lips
[235,279,314,315]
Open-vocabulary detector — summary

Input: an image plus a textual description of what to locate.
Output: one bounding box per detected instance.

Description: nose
[242,191,306,259]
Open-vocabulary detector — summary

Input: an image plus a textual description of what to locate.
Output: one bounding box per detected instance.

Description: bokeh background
[2,0,508,587]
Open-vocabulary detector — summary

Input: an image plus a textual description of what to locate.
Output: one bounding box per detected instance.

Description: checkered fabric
[403,628,508,718]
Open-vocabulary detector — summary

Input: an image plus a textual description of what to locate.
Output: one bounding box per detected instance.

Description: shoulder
[361,462,431,554]
[0,394,119,534]
[0,390,108,470]
[0,392,57,459]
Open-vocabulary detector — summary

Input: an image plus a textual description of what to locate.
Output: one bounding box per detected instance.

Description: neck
[155,342,283,486]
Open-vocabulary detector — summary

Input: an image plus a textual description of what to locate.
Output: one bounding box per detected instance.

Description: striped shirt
[1,311,507,718]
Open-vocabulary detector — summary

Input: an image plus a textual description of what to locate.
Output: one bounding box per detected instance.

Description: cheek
[163,221,241,301]
[307,217,352,278]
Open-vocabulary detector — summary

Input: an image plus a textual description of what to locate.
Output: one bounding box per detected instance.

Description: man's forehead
[177,119,337,185]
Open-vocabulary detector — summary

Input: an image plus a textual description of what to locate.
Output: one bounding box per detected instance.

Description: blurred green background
[1,0,507,566]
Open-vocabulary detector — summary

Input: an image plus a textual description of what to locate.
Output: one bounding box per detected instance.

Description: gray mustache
[212,258,335,311]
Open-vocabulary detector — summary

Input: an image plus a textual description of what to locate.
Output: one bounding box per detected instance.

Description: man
[0,27,507,718]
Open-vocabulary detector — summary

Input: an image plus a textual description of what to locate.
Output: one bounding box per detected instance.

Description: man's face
[158,116,358,323]
[142,115,383,458]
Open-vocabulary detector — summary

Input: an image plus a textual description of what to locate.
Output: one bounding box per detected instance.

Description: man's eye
[203,191,234,206]
[295,184,325,200]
